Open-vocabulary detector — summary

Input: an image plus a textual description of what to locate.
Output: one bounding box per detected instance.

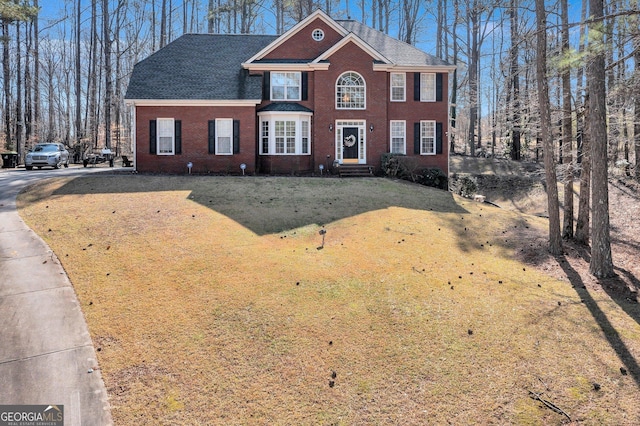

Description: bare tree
[587,0,614,278]
[103,0,112,150]
[535,0,562,255]
[560,0,573,238]
[574,0,589,245]
[508,0,521,161]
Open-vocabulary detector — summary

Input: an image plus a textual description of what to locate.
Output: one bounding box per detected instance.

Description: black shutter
[208,120,216,154]
[414,73,420,101]
[174,120,182,154]
[149,120,157,154]
[436,122,443,154]
[263,72,270,100]
[302,72,308,101]
[233,120,240,154]
[414,122,420,154]
[436,73,443,102]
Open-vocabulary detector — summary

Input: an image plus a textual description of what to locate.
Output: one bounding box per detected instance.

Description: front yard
[17,175,640,425]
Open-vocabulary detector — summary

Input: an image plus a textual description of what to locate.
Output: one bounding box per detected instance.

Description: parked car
[25,143,70,170]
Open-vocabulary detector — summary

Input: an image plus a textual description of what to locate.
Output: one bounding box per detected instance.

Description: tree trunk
[575,101,590,245]
[16,21,23,155]
[535,0,562,255]
[3,21,12,150]
[587,0,615,278]
[75,0,82,148]
[103,0,112,149]
[561,0,573,239]
[575,0,589,244]
[468,1,479,155]
[509,0,521,161]
[635,2,640,180]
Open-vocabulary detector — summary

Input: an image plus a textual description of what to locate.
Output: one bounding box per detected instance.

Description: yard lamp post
[187,162,193,174]
[240,163,247,176]
[319,164,324,176]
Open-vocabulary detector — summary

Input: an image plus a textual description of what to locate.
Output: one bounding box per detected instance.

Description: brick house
[125,10,454,175]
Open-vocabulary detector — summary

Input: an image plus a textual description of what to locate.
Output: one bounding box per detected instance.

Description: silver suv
[25,143,70,170]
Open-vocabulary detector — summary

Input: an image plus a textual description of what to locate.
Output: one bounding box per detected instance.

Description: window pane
[421,121,435,154]
[261,121,269,154]
[216,119,233,154]
[337,72,365,109]
[275,121,285,153]
[391,121,405,154]
[159,137,173,153]
[286,121,296,153]
[271,72,301,101]
[391,73,405,101]
[420,73,436,102]
[157,118,174,154]
[301,121,309,154]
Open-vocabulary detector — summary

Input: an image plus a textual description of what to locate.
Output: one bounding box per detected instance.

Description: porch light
[240,163,247,175]
[329,124,333,132]
[370,124,374,132]
[187,162,193,174]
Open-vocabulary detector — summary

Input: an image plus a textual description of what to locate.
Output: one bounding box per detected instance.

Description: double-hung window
[271,72,301,101]
[157,118,175,155]
[390,121,406,154]
[391,73,406,102]
[420,73,436,102]
[216,119,233,155]
[420,120,436,155]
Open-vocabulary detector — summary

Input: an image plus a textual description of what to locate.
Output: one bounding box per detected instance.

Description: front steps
[338,164,374,177]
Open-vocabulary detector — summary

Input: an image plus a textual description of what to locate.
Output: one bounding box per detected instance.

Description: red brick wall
[135,105,257,174]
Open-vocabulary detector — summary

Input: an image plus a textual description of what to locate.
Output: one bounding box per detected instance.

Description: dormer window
[312,29,324,41]
[271,72,301,101]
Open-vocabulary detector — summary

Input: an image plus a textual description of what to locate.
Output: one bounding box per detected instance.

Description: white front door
[335,120,366,164]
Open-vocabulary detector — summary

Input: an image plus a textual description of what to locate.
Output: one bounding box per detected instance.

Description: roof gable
[312,33,391,65]
[244,10,348,64]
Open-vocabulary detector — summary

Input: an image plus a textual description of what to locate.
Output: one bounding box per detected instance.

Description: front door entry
[342,127,359,160]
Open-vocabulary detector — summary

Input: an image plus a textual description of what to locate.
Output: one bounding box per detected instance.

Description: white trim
[125,99,261,107]
[243,62,330,71]
[313,33,391,64]
[373,64,457,73]
[244,10,348,64]
[335,120,367,164]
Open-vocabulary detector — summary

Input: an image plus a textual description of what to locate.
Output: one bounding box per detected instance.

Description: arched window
[336,72,365,109]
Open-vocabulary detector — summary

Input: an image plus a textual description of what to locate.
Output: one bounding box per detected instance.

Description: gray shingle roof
[257,103,313,113]
[336,20,451,67]
[125,34,277,100]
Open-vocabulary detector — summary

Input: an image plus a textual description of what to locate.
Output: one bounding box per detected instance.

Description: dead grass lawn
[17,175,640,425]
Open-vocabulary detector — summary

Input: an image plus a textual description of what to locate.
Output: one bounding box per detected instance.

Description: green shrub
[381,153,448,190]
[415,167,449,190]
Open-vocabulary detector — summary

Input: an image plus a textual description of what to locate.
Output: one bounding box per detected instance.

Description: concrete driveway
[0,165,123,425]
